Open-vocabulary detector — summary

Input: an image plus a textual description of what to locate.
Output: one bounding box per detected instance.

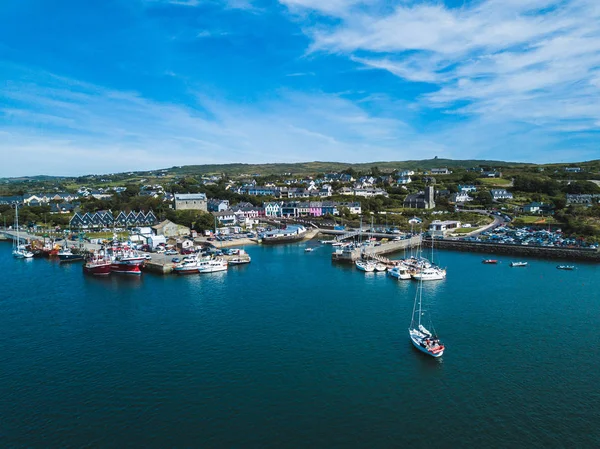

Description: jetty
[331,235,422,263]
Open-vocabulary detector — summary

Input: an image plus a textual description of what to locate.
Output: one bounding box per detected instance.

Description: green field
[478,177,512,186]
[513,215,557,224]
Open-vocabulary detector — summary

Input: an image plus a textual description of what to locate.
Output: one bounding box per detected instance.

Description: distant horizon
[2,1,600,176]
[1,157,597,180]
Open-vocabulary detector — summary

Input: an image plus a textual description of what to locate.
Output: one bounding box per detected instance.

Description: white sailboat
[355,260,375,272]
[12,203,33,259]
[409,276,445,358]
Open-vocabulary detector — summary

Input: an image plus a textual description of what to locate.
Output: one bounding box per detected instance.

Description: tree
[474,190,493,207]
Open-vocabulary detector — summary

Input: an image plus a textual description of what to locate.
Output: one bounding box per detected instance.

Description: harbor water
[2,242,600,447]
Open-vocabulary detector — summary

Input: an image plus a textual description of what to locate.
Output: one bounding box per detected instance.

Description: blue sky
[1,0,600,176]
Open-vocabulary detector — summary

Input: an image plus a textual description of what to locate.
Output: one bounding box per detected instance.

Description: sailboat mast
[418,278,423,327]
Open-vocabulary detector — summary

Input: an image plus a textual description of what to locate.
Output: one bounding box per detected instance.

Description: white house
[458,184,477,193]
[490,189,513,200]
[431,168,452,175]
[397,176,412,185]
[213,210,237,226]
[450,192,473,203]
[428,220,461,237]
[264,202,282,217]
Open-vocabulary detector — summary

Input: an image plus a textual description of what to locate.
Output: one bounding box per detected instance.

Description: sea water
[1,242,599,447]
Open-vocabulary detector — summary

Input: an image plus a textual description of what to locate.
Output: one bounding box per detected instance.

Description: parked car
[171,257,181,263]
[144,254,152,260]
[165,249,178,255]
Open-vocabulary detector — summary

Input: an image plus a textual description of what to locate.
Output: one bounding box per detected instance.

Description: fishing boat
[83,252,112,276]
[58,247,84,263]
[510,261,528,267]
[109,247,145,274]
[409,274,445,358]
[355,260,375,272]
[482,259,498,264]
[557,265,575,270]
[305,247,314,252]
[387,265,411,280]
[12,204,34,259]
[197,258,228,273]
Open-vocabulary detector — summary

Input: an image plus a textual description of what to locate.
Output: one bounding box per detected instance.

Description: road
[454,209,509,237]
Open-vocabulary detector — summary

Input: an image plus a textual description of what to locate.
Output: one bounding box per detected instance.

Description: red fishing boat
[109,246,145,275]
[482,259,498,264]
[83,253,112,276]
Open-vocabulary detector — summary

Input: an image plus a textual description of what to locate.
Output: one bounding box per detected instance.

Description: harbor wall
[432,239,600,262]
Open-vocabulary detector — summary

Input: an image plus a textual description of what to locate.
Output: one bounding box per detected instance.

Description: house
[458,184,477,193]
[0,195,23,205]
[174,193,208,211]
[207,199,230,212]
[353,188,389,198]
[450,192,473,203]
[431,168,452,175]
[428,220,461,237]
[408,216,423,225]
[212,211,237,226]
[482,171,502,178]
[403,186,435,209]
[397,176,412,185]
[337,202,362,215]
[399,170,415,177]
[566,194,600,205]
[50,202,79,214]
[264,202,282,217]
[151,219,190,238]
[564,167,582,173]
[318,184,333,197]
[337,187,354,195]
[521,202,553,214]
[281,202,298,217]
[490,189,513,200]
[176,239,195,251]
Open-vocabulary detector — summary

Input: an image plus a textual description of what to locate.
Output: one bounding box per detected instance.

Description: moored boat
[387,265,411,280]
[409,275,445,358]
[83,253,112,276]
[355,260,375,272]
[197,258,228,273]
[374,262,387,272]
[411,267,446,281]
[482,259,498,264]
[58,247,84,263]
[557,265,575,270]
[173,255,203,274]
[510,261,528,267]
[109,248,145,275]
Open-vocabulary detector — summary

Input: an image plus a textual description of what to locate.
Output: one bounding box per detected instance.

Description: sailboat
[12,203,34,259]
[409,276,445,358]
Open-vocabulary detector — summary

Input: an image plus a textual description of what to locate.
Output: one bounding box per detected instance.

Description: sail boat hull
[409,331,444,358]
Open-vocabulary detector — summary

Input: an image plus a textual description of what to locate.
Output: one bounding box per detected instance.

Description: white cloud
[0,70,441,176]
[285,0,600,134]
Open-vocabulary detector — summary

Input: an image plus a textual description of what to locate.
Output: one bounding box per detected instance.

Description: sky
[1,0,600,176]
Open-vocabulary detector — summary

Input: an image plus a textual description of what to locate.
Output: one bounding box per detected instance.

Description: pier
[331,235,422,263]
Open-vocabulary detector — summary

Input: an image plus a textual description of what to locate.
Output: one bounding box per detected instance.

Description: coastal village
[2,159,600,276]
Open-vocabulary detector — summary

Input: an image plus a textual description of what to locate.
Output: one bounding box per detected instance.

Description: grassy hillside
[167,158,531,176]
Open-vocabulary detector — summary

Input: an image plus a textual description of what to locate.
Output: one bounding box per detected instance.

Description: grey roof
[175,193,207,200]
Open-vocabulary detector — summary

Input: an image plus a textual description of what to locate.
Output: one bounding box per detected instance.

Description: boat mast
[14,202,19,250]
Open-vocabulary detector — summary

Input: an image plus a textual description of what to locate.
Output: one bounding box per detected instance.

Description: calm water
[1,241,600,447]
